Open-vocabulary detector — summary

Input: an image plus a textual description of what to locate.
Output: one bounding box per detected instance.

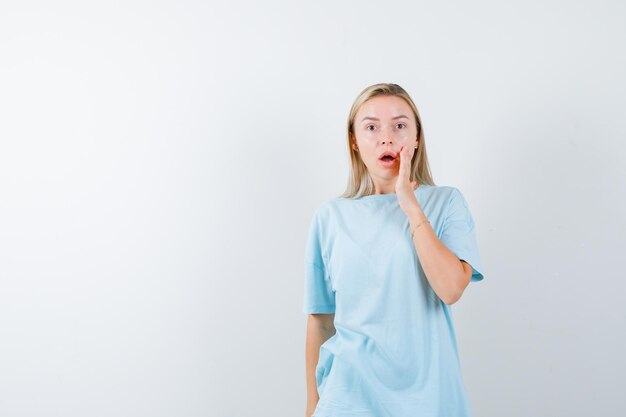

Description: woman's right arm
[305,313,336,417]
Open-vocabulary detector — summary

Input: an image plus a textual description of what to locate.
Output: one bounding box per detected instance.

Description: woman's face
[352,95,419,179]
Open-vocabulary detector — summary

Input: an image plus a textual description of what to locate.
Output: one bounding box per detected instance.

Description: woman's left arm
[406,206,472,305]
[395,145,472,305]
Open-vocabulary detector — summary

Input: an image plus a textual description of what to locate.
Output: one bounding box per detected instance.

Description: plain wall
[1,1,624,416]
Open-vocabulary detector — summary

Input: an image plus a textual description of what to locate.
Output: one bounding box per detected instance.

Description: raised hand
[395,145,420,215]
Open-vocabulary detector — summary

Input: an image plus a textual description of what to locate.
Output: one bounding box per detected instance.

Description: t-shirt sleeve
[302,209,336,314]
[439,187,485,282]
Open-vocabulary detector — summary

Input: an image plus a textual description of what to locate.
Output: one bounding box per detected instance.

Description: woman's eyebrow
[361,115,410,122]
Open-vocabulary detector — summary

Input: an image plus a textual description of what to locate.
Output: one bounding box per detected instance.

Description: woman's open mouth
[378,154,397,168]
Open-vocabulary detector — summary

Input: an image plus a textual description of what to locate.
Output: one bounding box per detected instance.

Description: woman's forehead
[357,97,413,123]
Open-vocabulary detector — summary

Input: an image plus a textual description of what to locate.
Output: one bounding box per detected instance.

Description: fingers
[399,145,410,178]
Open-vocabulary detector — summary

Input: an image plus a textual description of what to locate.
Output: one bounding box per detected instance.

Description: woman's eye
[397,123,406,129]
[366,125,376,131]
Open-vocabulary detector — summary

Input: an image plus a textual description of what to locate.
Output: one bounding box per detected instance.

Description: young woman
[303,83,484,417]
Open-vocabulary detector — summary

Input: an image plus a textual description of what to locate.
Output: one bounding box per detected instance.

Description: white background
[1,1,625,416]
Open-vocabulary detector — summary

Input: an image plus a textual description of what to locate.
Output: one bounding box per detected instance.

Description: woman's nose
[380,134,401,144]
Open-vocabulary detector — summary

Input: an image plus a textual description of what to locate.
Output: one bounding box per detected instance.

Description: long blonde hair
[339,83,435,199]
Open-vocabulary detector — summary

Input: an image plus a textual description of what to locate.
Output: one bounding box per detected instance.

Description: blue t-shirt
[302,184,484,417]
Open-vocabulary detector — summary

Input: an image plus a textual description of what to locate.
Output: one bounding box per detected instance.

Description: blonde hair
[339,83,435,199]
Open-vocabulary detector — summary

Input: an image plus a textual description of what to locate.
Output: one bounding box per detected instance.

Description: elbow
[444,261,472,305]
[443,291,461,305]
[443,274,470,305]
